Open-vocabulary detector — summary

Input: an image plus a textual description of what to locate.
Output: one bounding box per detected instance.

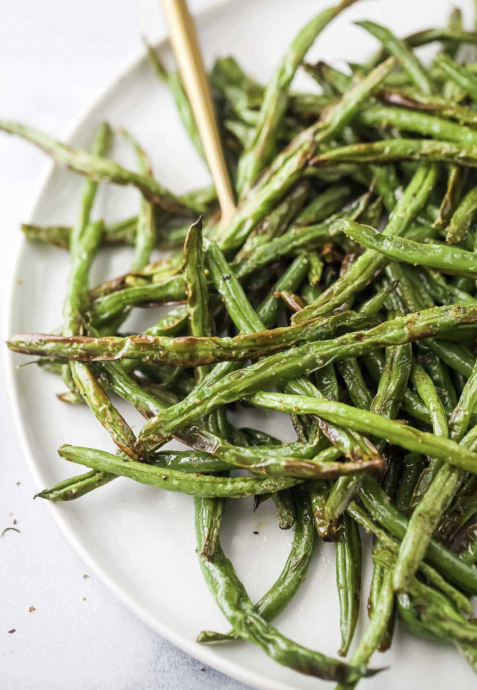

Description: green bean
[9,308,374,366]
[183,220,211,346]
[285,378,380,468]
[200,230,294,529]
[304,60,349,94]
[198,485,315,642]
[257,254,310,328]
[206,239,264,332]
[442,27,469,101]
[368,322,412,628]
[400,391,432,425]
[44,445,230,483]
[399,606,477,673]
[376,549,477,646]
[311,55,395,146]
[88,256,182,298]
[183,217,228,559]
[197,492,225,561]
[458,522,477,565]
[434,53,477,102]
[370,166,400,213]
[435,475,477,545]
[241,428,282,446]
[407,27,477,49]
[63,220,104,337]
[205,240,379,467]
[411,364,448,437]
[235,192,371,281]
[236,181,309,260]
[309,480,333,540]
[449,360,477,439]
[335,571,394,690]
[20,218,141,249]
[358,193,383,228]
[218,58,395,253]
[407,360,451,504]
[293,164,437,323]
[18,14,477,678]
[341,219,477,278]
[70,123,112,252]
[71,360,142,461]
[337,358,373,411]
[327,294,410,524]
[147,450,230,473]
[416,267,474,308]
[35,469,115,502]
[103,359,221,450]
[108,367,350,483]
[281,292,306,317]
[434,166,467,231]
[89,275,186,325]
[428,339,476,377]
[357,282,397,318]
[59,444,302,497]
[314,363,339,401]
[367,458,399,650]
[61,217,141,458]
[360,476,477,594]
[370,327,411,421]
[446,185,477,246]
[357,105,477,146]
[378,87,477,123]
[62,127,109,406]
[122,130,156,271]
[236,0,359,196]
[364,27,477,73]
[362,347,433,425]
[310,138,477,169]
[244,391,477,474]
[194,497,375,683]
[270,489,296,530]
[363,301,410,647]
[144,38,204,159]
[0,120,202,215]
[453,370,468,396]
[210,56,262,108]
[395,453,426,517]
[146,304,189,337]
[336,512,361,657]
[136,302,477,449]
[224,118,253,148]
[347,502,471,614]
[393,360,477,593]
[307,251,324,287]
[397,588,456,642]
[58,124,147,460]
[182,184,217,212]
[294,184,354,226]
[217,136,316,253]
[302,284,323,305]
[356,20,433,93]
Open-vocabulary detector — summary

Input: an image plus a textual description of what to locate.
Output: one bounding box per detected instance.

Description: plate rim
[2,3,297,689]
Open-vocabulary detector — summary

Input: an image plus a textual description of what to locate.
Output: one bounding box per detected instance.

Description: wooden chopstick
[160,0,236,225]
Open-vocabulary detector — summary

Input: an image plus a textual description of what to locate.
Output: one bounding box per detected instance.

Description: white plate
[6,0,477,688]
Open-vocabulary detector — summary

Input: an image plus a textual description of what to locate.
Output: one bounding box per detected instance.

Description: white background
[0,1,247,687]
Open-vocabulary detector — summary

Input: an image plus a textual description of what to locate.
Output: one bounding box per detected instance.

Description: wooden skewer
[160,0,236,225]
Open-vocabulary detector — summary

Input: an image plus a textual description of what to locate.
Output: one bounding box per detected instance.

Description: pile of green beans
[8,1,477,685]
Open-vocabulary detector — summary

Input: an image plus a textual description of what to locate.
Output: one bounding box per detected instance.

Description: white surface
[2,1,477,689]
